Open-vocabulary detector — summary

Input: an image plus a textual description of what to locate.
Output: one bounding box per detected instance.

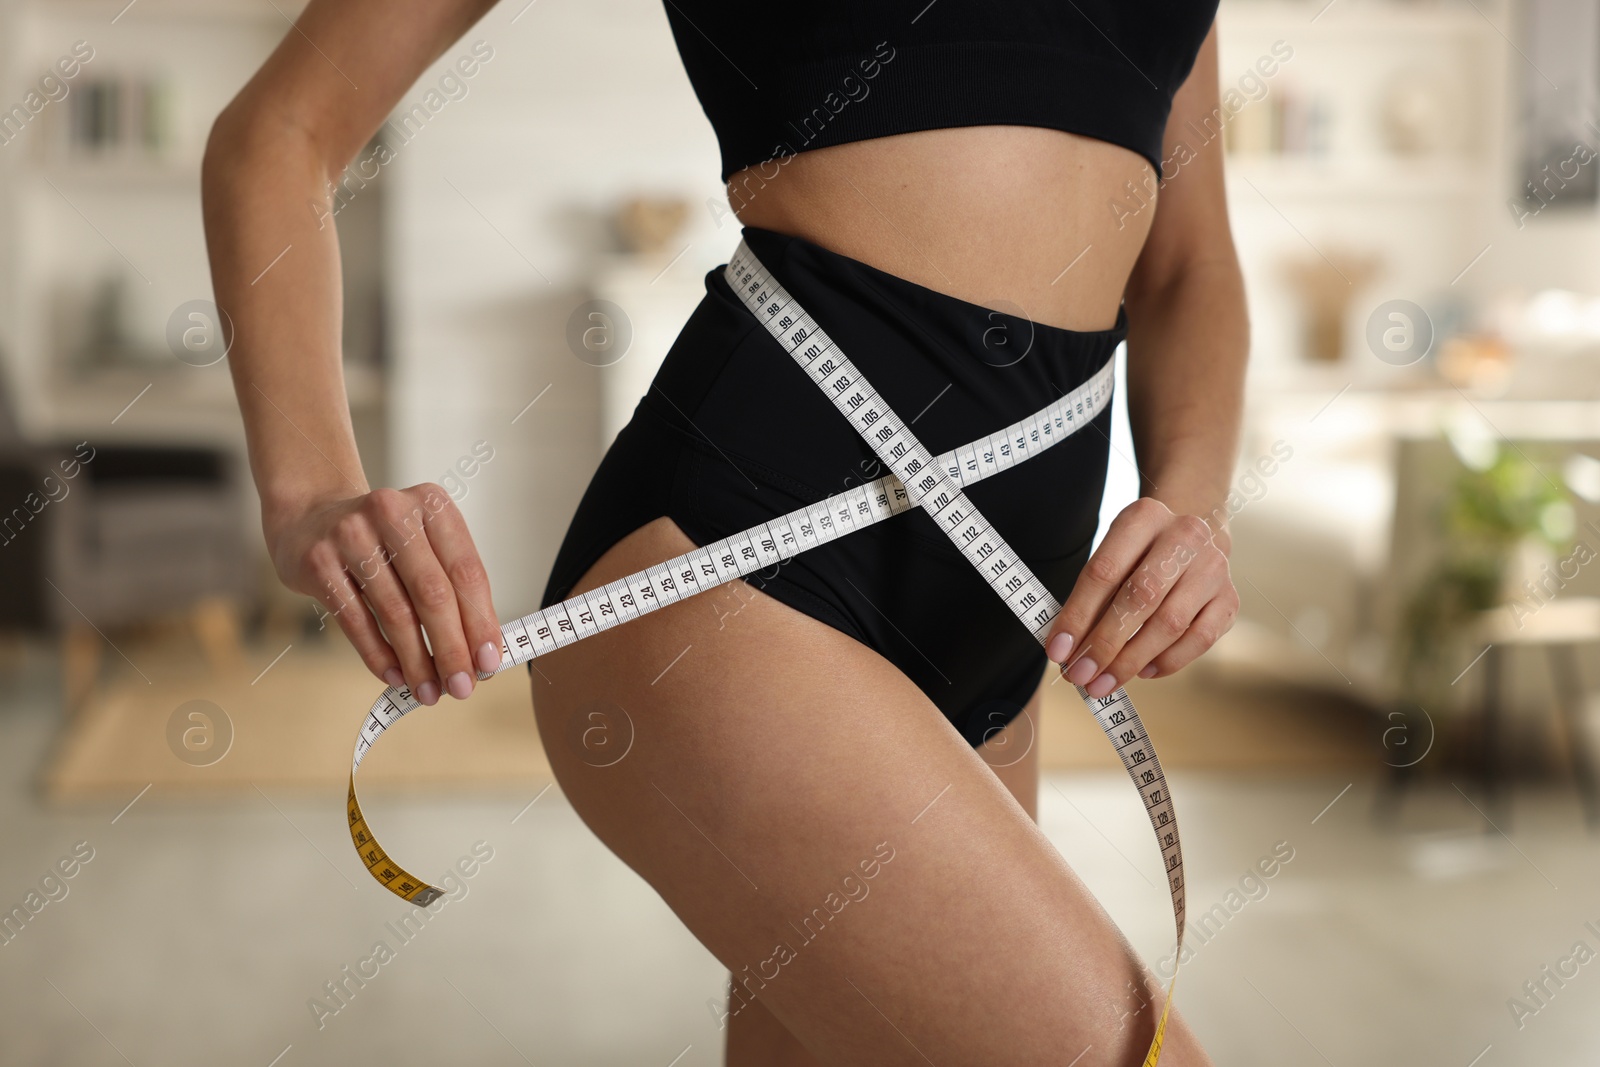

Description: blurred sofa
[0,369,252,709]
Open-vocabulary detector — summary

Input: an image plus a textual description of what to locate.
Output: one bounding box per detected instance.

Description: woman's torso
[657,0,1218,332]
[727,126,1157,333]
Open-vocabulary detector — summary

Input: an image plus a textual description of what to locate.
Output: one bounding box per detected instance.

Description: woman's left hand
[1044,497,1238,698]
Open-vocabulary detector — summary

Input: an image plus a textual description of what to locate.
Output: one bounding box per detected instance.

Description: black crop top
[660,1,1218,183]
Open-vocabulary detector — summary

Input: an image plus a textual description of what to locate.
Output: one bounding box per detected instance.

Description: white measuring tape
[346,238,1186,1064]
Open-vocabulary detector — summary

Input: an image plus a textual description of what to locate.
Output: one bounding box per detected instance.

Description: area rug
[38,631,1375,802]
[39,634,551,801]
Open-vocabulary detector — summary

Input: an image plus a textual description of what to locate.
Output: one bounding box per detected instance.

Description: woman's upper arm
[210,0,501,176]
[1126,21,1242,299]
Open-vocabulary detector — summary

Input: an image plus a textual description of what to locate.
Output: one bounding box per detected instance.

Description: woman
[203,1,1245,1063]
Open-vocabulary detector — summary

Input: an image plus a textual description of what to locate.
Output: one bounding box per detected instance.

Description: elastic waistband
[703,225,1122,464]
[733,224,1126,370]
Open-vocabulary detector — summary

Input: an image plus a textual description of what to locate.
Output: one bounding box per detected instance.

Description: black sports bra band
[660,1,1220,182]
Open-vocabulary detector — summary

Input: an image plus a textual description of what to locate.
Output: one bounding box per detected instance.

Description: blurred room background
[3,0,1599,1062]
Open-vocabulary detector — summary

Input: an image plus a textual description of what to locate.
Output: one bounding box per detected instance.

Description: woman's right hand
[266,483,504,706]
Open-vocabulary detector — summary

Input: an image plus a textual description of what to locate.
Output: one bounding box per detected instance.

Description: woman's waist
[644,234,1121,510]
[708,223,1125,453]
[726,125,1156,334]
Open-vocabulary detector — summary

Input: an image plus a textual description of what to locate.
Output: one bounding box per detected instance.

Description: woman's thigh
[530,515,1209,1067]
[723,687,1045,1067]
[978,677,1045,821]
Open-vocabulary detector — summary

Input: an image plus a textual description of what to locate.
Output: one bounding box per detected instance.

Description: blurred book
[37,72,177,164]
[1225,85,1332,158]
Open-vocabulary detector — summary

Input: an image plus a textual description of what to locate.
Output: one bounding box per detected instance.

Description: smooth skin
[202,1,1245,1063]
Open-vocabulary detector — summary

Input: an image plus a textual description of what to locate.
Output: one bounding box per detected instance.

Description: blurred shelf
[1225,154,1487,197]
[38,359,383,443]
[1219,0,1503,37]
[25,158,202,187]
[20,0,308,22]
[1247,385,1600,440]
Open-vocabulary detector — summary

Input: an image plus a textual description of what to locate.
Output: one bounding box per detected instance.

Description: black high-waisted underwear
[538,225,1125,748]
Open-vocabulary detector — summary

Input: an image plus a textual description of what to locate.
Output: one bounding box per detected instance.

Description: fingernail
[446,671,473,700]
[1139,664,1158,679]
[1046,632,1074,664]
[417,681,440,706]
[1066,656,1099,687]
[1087,672,1117,698]
[383,667,404,688]
[476,642,500,674]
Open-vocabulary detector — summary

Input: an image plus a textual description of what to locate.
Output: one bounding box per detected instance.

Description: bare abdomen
[727,124,1157,333]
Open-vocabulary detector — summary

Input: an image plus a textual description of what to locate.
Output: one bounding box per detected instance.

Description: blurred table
[1474,597,1600,829]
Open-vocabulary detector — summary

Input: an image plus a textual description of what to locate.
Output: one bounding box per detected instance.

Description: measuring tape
[346,239,1186,1063]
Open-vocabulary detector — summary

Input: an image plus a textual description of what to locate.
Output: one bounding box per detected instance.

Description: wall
[385,0,731,612]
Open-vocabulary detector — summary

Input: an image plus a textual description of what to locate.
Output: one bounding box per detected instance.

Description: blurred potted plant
[1398,434,1574,708]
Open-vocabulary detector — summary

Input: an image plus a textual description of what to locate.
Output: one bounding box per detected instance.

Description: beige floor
[4,639,1599,1067]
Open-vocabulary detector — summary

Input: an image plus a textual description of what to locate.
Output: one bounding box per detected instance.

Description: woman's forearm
[1122,257,1249,552]
[201,105,368,552]
[194,0,508,702]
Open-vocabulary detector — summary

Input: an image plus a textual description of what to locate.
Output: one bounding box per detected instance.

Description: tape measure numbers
[346,239,1186,1064]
